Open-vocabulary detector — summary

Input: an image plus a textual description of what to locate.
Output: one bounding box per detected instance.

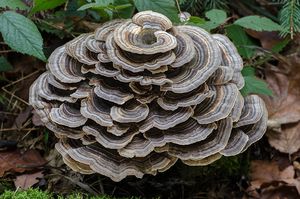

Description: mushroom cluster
[29,11,267,182]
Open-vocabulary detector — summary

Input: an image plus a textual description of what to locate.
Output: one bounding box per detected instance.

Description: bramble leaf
[0,0,28,10]
[30,0,67,15]
[234,16,282,31]
[226,25,257,59]
[0,11,46,61]
[133,0,179,22]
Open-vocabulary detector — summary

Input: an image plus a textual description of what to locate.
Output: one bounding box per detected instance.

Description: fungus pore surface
[29,11,268,182]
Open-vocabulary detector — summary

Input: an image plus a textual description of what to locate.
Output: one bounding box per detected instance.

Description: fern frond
[279,0,300,38]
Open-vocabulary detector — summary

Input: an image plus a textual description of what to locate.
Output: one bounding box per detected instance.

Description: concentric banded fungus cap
[29,11,268,182]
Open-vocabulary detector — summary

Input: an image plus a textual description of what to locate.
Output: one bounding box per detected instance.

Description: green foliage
[113,0,135,18]
[279,0,300,38]
[271,38,290,53]
[234,15,283,31]
[0,0,28,10]
[133,0,179,22]
[189,9,227,31]
[0,189,50,199]
[0,189,140,199]
[205,9,227,24]
[0,56,13,72]
[187,16,206,26]
[30,0,67,15]
[240,66,273,96]
[226,25,257,59]
[0,11,46,61]
[78,0,113,11]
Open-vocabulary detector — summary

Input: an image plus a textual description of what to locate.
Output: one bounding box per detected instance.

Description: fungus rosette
[29,11,267,182]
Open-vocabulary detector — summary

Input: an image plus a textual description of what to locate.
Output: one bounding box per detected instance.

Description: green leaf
[234,15,282,31]
[187,16,206,25]
[95,0,114,6]
[30,0,67,15]
[0,11,46,61]
[78,2,101,10]
[240,66,272,96]
[205,9,227,24]
[133,0,179,22]
[113,0,135,18]
[241,76,273,96]
[226,25,257,59]
[190,9,227,32]
[271,38,290,53]
[0,0,28,10]
[0,56,13,72]
[241,65,255,76]
[77,0,114,11]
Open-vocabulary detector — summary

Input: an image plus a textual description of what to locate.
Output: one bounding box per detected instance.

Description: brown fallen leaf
[249,160,295,189]
[264,54,300,125]
[246,160,300,198]
[263,52,300,154]
[14,171,44,190]
[267,123,300,155]
[0,149,46,177]
[13,106,33,129]
[246,30,284,50]
[32,109,44,126]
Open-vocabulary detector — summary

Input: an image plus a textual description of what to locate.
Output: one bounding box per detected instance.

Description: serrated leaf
[133,0,179,22]
[0,0,28,10]
[241,66,255,76]
[240,66,272,96]
[241,76,273,96]
[30,0,67,15]
[0,11,46,61]
[234,16,282,32]
[205,9,227,24]
[190,9,227,32]
[0,56,13,72]
[226,25,257,59]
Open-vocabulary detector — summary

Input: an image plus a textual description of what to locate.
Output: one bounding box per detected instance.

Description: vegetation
[0,189,141,199]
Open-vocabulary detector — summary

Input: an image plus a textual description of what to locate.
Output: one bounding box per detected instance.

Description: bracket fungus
[29,11,268,182]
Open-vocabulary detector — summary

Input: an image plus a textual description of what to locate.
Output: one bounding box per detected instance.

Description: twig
[0,128,38,132]
[175,0,182,13]
[0,50,14,54]
[2,70,41,106]
[0,111,19,116]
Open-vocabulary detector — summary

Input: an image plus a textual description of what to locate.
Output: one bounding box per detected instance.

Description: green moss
[0,189,50,199]
[0,189,141,199]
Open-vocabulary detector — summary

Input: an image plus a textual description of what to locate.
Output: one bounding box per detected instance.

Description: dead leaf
[249,160,295,189]
[246,160,300,197]
[246,30,284,50]
[32,109,44,126]
[259,185,299,199]
[268,123,300,154]
[13,106,32,129]
[263,52,300,154]
[14,171,44,189]
[0,149,46,177]
[264,54,300,125]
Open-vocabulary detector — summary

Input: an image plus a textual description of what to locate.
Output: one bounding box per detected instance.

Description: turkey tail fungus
[29,11,267,182]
